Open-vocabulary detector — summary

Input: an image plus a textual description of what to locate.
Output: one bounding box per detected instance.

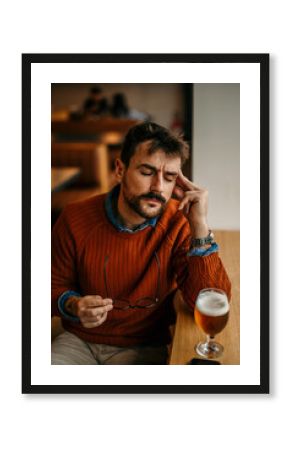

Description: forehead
[130,141,182,170]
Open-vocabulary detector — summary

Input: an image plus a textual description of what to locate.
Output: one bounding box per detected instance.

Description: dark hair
[120,121,189,167]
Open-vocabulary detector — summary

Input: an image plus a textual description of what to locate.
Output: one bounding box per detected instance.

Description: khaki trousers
[51,331,168,365]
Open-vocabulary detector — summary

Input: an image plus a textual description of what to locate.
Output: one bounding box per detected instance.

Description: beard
[122,178,167,220]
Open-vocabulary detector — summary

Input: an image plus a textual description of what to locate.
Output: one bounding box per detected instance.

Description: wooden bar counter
[169,230,240,365]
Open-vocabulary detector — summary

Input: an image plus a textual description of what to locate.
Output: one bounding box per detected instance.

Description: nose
[150,173,164,193]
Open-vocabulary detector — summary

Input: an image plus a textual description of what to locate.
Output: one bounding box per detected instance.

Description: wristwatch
[191,230,215,247]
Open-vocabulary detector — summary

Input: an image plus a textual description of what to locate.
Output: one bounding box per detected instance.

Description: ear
[115,158,126,182]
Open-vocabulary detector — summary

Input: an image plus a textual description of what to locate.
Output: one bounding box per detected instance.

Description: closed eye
[165,175,178,182]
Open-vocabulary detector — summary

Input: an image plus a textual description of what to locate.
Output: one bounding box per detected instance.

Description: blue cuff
[187,242,219,257]
[57,290,81,322]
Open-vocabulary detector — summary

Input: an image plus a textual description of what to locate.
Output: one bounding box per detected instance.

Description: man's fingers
[184,203,190,215]
[175,176,191,191]
[172,185,185,200]
[176,171,195,189]
[176,170,202,191]
[81,296,113,308]
[82,312,108,328]
[178,198,189,211]
[80,303,113,318]
[81,312,106,323]
[178,192,195,210]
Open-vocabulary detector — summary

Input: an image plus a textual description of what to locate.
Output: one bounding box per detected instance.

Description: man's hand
[173,170,209,237]
[66,295,113,328]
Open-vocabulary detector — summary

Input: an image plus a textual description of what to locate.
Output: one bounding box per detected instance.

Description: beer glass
[194,288,230,359]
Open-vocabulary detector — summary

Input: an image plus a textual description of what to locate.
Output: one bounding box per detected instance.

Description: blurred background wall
[193,84,240,230]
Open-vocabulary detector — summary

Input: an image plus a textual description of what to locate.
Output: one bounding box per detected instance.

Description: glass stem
[207,335,215,348]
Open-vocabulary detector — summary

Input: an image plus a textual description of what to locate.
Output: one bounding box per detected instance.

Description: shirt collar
[105,184,158,233]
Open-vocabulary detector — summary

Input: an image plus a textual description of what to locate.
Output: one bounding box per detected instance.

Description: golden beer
[194,290,229,337]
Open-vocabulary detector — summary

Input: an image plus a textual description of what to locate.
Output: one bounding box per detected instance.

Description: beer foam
[196,291,229,317]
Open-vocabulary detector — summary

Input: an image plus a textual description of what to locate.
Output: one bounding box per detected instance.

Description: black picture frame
[22,53,269,394]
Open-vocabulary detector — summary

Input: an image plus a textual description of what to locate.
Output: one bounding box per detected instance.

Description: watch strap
[191,230,215,247]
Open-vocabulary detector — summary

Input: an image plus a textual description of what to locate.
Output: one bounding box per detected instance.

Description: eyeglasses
[104,252,161,310]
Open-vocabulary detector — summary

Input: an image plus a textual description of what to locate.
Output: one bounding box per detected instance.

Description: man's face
[119,141,182,220]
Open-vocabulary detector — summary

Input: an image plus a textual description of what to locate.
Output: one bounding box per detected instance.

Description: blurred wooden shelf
[52,117,138,135]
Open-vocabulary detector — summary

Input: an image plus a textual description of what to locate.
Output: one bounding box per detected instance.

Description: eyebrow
[137,163,178,177]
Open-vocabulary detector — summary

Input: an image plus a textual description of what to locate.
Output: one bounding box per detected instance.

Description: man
[51,122,231,365]
[83,85,109,117]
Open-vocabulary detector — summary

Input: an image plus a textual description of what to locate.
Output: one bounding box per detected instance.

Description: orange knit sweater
[51,193,231,346]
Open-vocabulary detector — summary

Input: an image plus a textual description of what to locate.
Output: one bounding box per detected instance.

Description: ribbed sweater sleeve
[170,221,231,310]
[51,208,79,316]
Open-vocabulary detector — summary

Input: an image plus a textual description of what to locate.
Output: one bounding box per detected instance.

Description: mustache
[140,192,166,204]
